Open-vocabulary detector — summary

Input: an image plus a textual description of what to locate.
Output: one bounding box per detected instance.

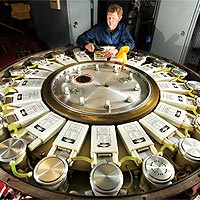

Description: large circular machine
[0,47,199,199]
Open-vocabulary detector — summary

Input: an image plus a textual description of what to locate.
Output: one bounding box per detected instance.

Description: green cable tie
[4,86,10,95]
[184,129,190,138]
[188,90,195,98]
[10,160,32,178]
[8,124,18,134]
[177,76,185,83]
[2,104,8,115]
[71,156,93,164]
[159,143,175,152]
[192,105,198,116]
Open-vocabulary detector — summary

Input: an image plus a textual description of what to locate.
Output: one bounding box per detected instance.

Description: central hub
[42,61,159,124]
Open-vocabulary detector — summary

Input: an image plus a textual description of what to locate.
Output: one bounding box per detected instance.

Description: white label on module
[12,90,41,106]
[150,72,173,82]
[52,120,89,151]
[24,69,52,79]
[14,79,44,92]
[117,121,153,152]
[141,64,156,73]
[157,82,186,92]
[14,101,50,127]
[38,60,63,71]
[161,92,186,102]
[73,50,92,62]
[56,56,77,66]
[160,92,188,108]
[139,112,177,144]
[26,112,66,143]
[91,125,118,154]
[154,102,187,126]
[127,57,146,68]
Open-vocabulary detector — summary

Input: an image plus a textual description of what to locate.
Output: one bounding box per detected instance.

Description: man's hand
[85,43,95,52]
[104,48,118,58]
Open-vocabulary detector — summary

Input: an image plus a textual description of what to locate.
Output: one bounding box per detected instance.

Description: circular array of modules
[0,46,199,199]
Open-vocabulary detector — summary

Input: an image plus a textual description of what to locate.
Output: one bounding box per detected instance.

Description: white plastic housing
[139,112,177,145]
[48,120,89,164]
[12,79,44,92]
[55,55,77,66]
[37,59,63,71]
[149,72,175,82]
[26,112,66,151]
[6,101,50,128]
[160,92,195,111]
[154,102,194,130]
[7,89,42,107]
[73,49,92,62]
[157,82,190,94]
[117,121,157,164]
[24,69,52,79]
[91,125,119,166]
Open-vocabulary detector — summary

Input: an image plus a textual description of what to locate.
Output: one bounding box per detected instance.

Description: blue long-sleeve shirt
[76,22,135,51]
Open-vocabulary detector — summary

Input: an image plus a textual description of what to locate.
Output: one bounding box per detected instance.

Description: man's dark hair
[107,4,123,18]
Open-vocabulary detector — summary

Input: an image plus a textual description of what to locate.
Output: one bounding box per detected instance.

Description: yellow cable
[9,160,32,179]
[177,76,186,83]
[27,63,38,69]
[120,156,140,165]
[192,105,198,116]
[184,128,190,138]
[159,143,175,153]
[2,104,8,115]
[71,156,93,164]
[149,55,157,59]
[4,86,10,95]
[156,67,171,73]
[4,86,17,95]
[188,90,195,98]
[7,124,18,134]
[13,73,25,80]
[47,57,56,61]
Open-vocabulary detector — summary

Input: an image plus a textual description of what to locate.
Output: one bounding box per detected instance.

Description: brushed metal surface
[42,61,159,124]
